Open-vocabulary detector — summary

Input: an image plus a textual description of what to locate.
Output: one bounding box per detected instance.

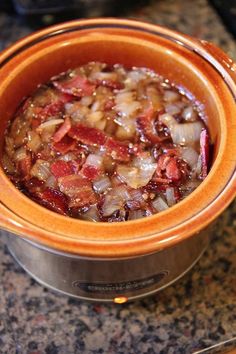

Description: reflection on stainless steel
[7,230,208,301]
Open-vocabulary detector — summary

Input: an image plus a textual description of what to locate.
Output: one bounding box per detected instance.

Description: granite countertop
[0,0,236,353]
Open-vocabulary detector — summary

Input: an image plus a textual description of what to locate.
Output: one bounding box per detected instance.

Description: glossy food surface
[2,62,210,222]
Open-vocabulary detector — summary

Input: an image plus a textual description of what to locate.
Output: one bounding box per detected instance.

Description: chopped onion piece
[133,154,155,170]
[146,86,163,111]
[115,91,141,117]
[165,103,181,115]
[159,113,177,128]
[180,147,199,169]
[93,176,111,193]
[85,154,103,168]
[166,187,176,206]
[115,126,132,140]
[182,106,197,122]
[2,154,15,173]
[91,100,101,112]
[37,119,64,131]
[59,152,77,162]
[81,205,100,222]
[90,71,118,81]
[45,175,57,188]
[129,210,144,220]
[27,131,41,152]
[102,193,124,216]
[193,155,202,177]
[80,96,93,106]
[115,101,141,118]
[129,188,144,203]
[164,90,180,102]
[115,116,136,139]
[30,159,51,181]
[117,159,157,189]
[14,147,27,161]
[152,196,169,212]
[96,119,106,131]
[115,185,131,201]
[117,165,139,189]
[5,136,15,158]
[65,102,89,122]
[171,122,203,145]
[117,154,157,189]
[87,111,103,124]
[160,114,203,145]
[41,125,57,143]
[124,69,147,88]
[100,183,130,216]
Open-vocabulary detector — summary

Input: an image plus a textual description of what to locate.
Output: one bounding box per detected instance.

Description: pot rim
[0,18,235,257]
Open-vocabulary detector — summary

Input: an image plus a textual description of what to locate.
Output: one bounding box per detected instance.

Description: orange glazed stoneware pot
[0,18,235,302]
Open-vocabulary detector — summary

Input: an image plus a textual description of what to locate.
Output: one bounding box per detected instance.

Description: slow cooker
[0,18,235,302]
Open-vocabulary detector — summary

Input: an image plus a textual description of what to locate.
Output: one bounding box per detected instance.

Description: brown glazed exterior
[0,18,235,260]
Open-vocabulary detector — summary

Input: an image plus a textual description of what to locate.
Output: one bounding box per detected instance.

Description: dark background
[0,0,236,39]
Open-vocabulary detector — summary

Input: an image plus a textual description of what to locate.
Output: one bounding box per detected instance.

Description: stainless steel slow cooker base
[6,230,209,302]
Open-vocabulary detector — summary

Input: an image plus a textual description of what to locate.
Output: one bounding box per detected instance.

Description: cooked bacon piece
[104,137,130,162]
[144,180,169,193]
[80,165,100,181]
[155,154,182,182]
[40,100,64,118]
[67,158,85,174]
[137,115,166,144]
[36,93,74,121]
[53,75,95,97]
[51,160,75,179]
[104,98,115,111]
[200,129,209,179]
[53,117,71,143]
[58,174,89,196]
[31,117,42,129]
[24,177,45,193]
[29,102,65,129]
[173,187,181,201]
[34,187,68,215]
[52,136,77,154]
[69,187,97,208]
[58,92,75,103]
[177,159,190,181]
[68,124,107,146]
[156,154,171,172]
[162,146,180,157]
[152,145,179,161]
[137,106,167,145]
[165,158,182,181]
[17,154,32,178]
[96,79,124,90]
[58,175,96,208]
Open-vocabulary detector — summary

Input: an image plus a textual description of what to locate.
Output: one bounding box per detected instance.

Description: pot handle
[194,38,236,83]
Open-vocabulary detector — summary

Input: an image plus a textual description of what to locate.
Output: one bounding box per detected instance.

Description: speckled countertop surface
[0,0,236,353]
